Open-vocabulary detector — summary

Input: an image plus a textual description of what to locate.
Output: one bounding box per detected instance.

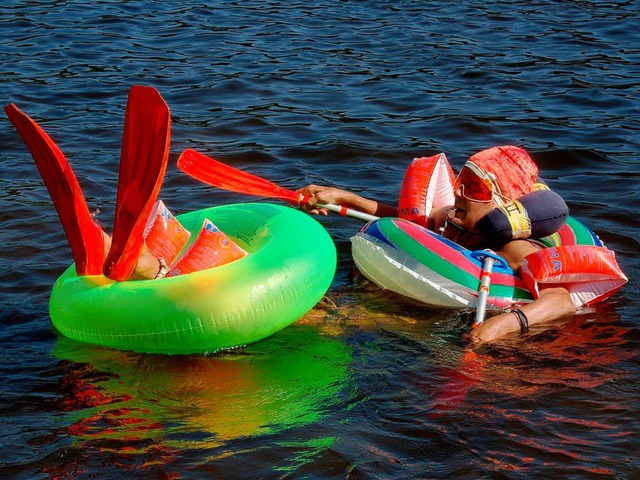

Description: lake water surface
[1,1,639,478]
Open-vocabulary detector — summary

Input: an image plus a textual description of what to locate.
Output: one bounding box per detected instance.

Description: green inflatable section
[50,203,337,354]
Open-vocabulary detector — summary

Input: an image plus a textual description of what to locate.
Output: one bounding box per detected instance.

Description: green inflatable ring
[49,203,337,354]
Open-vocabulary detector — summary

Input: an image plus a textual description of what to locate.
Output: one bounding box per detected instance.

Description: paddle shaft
[474,255,495,324]
[309,201,378,222]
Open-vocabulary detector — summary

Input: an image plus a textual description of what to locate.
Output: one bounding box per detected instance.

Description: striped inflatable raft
[351,215,626,310]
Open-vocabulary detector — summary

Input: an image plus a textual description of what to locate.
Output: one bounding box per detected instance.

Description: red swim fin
[4,103,105,275]
[102,86,171,281]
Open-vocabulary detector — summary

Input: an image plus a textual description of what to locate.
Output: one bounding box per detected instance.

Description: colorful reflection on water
[43,324,351,477]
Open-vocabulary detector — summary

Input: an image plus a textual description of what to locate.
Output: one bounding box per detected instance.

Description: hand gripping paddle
[177,148,378,223]
[102,86,171,281]
[4,104,106,275]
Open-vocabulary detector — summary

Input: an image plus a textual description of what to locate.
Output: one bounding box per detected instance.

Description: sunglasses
[454,165,494,203]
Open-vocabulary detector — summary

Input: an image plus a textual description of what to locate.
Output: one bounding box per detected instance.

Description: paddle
[4,103,106,275]
[177,148,379,222]
[102,86,171,281]
[475,256,495,324]
[469,250,505,324]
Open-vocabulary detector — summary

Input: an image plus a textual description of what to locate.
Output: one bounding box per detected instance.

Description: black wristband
[511,308,529,333]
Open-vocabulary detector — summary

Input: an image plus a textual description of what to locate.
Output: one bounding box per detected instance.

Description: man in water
[297,146,576,343]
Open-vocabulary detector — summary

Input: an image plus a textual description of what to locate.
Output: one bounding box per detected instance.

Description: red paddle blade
[103,86,171,281]
[177,149,303,205]
[4,103,105,275]
[429,350,484,417]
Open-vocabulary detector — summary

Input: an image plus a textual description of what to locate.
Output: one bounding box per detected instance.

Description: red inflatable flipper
[4,104,105,275]
[103,86,171,281]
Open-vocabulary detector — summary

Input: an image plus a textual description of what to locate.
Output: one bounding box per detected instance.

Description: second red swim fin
[102,86,171,281]
[4,103,105,275]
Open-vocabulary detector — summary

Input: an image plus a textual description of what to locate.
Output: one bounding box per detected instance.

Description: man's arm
[469,287,576,343]
[297,184,398,217]
[470,239,576,343]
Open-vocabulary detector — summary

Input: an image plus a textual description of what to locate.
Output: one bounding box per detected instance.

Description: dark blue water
[1,1,639,478]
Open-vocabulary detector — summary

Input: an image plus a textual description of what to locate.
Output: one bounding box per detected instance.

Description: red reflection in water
[41,361,180,479]
[435,312,634,476]
[429,350,487,416]
[432,312,633,416]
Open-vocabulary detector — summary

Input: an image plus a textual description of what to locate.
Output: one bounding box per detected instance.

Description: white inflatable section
[351,234,472,308]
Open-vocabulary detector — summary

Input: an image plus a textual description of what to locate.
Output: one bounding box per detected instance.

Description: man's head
[447,146,539,247]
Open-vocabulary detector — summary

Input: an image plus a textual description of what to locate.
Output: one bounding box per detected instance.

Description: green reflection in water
[51,324,352,449]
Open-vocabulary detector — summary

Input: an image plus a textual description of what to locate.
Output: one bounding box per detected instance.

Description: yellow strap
[500,199,532,239]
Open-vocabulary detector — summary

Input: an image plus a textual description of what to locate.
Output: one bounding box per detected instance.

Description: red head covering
[465,146,538,201]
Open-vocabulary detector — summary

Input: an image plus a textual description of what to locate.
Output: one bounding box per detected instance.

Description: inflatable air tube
[49,203,337,354]
[398,154,455,228]
[476,189,569,244]
[522,245,627,308]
